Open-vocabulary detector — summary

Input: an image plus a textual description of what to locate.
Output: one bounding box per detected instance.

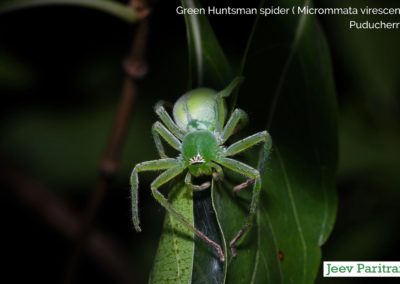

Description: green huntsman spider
[130,77,272,262]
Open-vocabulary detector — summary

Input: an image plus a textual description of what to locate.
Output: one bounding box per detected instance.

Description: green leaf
[0,0,139,23]
[149,181,195,284]
[213,0,338,283]
[181,0,232,89]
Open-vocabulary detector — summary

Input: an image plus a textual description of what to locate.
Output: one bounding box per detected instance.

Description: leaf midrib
[170,214,184,284]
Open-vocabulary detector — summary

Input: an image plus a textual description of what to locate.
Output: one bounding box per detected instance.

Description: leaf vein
[265,209,283,282]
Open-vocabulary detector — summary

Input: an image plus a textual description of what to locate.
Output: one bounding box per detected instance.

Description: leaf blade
[149,182,195,284]
[214,0,338,283]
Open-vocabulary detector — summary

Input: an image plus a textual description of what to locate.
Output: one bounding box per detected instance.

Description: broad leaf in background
[214,0,338,283]
[0,0,138,23]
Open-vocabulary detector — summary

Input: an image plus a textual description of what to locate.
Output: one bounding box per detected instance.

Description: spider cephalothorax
[130,77,272,261]
[182,130,219,176]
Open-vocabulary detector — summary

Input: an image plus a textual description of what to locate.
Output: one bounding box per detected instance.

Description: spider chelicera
[130,77,272,262]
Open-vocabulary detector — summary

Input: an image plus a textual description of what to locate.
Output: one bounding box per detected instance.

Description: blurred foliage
[0,0,188,282]
[316,0,400,180]
[0,105,155,189]
[0,49,32,89]
[315,0,400,283]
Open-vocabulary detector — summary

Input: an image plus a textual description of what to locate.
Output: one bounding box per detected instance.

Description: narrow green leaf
[181,0,232,89]
[149,182,195,284]
[213,0,338,283]
[0,0,138,23]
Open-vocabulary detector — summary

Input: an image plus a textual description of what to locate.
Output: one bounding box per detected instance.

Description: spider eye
[189,154,205,165]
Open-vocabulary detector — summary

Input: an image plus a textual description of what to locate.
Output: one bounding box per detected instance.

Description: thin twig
[65,1,151,283]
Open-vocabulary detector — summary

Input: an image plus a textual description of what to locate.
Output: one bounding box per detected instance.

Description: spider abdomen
[173,88,226,131]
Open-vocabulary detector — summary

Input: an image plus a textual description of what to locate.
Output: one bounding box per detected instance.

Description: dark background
[0,0,399,283]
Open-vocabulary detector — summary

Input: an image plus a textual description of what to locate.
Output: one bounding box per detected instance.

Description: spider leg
[130,158,179,232]
[233,179,254,193]
[151,166,225,261]
[215,157,261,257]
[154,101,186,140]
[215,77,244,133]
[225,130,272,173]
[152,121,182,158]
[184,172,210,191]
[210,162,224,181]
[220,108,248,143]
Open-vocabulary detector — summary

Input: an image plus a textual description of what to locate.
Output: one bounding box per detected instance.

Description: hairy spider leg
[219,130,272,256]
[220,108,248,143]
[130,158,179,232]
[150,164,225,262]
[215,157,261,257]
[214,77,244,133]
[184,172,210,191]
[225,130,272,173]
[152,121,182,158]
[154,101,186,140]
[224,131,272,192]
